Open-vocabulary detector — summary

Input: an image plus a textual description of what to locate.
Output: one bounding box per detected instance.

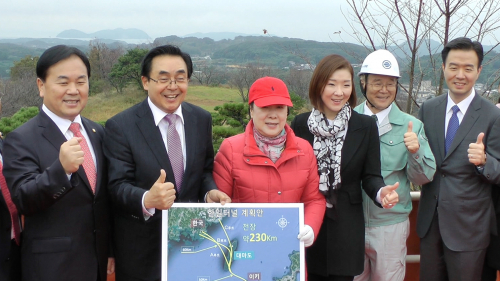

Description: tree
[0,56,42,117]
[109,48,149,92]
[88,40,123,80]
[229,63,272,102]
[341,0,500,114]
[87,40,125,94]
[192,60,227,86]
[9,55,39,81]
[284,69,313,99]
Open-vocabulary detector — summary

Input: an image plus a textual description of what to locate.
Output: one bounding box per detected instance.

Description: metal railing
[407,191,421,263]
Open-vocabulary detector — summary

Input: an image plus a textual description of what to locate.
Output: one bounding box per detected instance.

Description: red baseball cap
[248,77,293,107]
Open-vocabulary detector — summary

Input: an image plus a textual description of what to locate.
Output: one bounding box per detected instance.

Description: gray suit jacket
[417,93,500,251]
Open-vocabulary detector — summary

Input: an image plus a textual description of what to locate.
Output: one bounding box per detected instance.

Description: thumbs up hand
[380,182,399,209]
[468,133,486,166]
[144,169,176,210]
[404,121,420,154]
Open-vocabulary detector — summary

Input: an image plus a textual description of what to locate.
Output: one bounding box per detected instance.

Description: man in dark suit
[104,45,230,281]
[3,45,113,281]
[482,184,500,280]
[1,135,22,281]
[418,37,500,281]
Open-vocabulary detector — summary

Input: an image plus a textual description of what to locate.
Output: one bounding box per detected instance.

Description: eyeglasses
[148,77,188,85]
[368,83,397,91]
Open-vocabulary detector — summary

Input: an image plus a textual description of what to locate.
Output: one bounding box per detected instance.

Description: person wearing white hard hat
[353,49,436,281]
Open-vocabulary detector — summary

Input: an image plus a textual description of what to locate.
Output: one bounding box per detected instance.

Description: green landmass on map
[168,207,226,243]
[273,250,300,281]
[222,239,238,272]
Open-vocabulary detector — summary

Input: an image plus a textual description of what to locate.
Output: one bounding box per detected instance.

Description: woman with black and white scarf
[291,54,399,281]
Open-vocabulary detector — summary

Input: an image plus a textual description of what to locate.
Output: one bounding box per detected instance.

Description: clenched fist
[60,137,84,174]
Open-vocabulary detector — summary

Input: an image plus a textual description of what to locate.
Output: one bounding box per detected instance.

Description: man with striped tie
[103,45,231,281]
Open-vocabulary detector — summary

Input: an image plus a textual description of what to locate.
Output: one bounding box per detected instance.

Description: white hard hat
[358,49,400,78]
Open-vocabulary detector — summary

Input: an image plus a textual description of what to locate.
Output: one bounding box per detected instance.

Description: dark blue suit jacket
[3,110,110,281]
[104,99,217,280]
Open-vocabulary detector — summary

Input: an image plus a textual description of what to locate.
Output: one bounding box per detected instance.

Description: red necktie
[69,123,96,193]
[0,161,21,245]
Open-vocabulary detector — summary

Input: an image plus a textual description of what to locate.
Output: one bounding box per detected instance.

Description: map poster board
[162,203,305,281]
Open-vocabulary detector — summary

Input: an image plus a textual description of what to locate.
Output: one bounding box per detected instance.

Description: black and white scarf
[307,104,351,208]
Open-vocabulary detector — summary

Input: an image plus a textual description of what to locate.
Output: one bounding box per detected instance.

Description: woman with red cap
[213,76,326,250]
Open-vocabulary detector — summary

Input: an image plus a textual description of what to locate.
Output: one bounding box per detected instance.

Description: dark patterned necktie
[445,105,460,155]
[164,114,184,191]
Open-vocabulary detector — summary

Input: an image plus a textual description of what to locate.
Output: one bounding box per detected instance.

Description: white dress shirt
[42,104,97,169]
[444,89,475,136]
[142,99,188,218]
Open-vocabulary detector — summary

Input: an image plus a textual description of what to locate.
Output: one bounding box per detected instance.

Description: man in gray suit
[418,37,500,281]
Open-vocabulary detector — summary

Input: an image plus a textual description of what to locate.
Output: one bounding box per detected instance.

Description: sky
[0,0,352,43]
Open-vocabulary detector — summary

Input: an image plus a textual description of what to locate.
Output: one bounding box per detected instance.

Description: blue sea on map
[168,208,301,281]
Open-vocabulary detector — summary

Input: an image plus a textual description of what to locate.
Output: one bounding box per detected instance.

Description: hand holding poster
[162,203,305,281]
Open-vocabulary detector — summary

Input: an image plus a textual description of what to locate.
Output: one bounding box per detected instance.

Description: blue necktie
[445,105,460,155]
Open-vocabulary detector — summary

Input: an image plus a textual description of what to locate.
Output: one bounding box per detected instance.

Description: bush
[89,78,110,96]
[212,103,249,127]
[212,125,244,152]
[288,92,306,122]
[0,106,39,135]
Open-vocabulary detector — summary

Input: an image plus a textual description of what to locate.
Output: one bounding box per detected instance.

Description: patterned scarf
[307,104,351,208]
[253,125,287,163]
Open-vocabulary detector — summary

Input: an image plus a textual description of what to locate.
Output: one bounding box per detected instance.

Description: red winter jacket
[213,121,326,236]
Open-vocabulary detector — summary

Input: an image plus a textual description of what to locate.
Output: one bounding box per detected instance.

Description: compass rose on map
[276,215,289,230]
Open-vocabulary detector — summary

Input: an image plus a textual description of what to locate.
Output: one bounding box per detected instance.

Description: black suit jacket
[485,184,500,269]
[291,111,385,276]
[103,99,217,280]
[417,93,500,251]
[3,110,110,281]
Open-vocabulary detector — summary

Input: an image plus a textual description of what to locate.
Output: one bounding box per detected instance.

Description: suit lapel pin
[92,128,96,133]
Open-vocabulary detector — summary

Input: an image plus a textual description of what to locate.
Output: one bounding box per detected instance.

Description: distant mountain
[57,28,150,40]
[154,35,369,66]
[184,32,259,41]
[384,39,443,59]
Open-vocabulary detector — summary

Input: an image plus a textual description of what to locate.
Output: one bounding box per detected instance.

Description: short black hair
[441,37,483,67]
[36,45,90,81]
[140,45,193,78]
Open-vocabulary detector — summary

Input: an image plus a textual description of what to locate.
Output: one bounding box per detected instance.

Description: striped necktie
[164,114,184,191]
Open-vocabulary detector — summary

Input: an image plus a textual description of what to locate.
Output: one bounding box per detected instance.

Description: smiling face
[250,104,288,138]
[37,55,89,121]
[320,68,352,119]
[363,74,398,114]
[443,49,482,103]
[142,55,188,113]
